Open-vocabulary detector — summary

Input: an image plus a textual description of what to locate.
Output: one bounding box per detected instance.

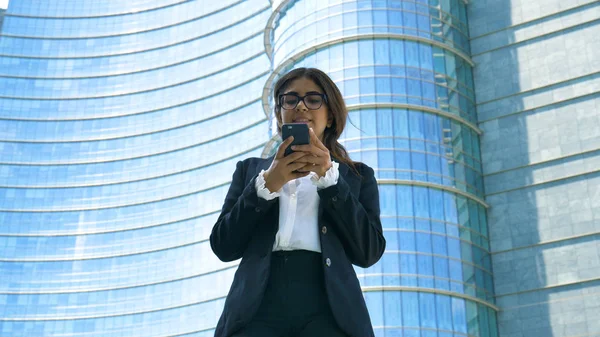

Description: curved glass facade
[0,0,271,336]
[263,1,498,337]
[0,0,500,336]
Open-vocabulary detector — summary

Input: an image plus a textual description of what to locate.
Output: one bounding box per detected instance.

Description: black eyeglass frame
[277,92,328,110]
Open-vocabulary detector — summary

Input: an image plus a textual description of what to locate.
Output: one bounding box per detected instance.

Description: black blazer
[210,156,386,337]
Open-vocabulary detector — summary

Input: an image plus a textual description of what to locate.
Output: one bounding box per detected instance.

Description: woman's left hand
[291,128,333,178]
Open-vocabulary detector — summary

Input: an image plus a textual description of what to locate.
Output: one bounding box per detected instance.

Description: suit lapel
[255,156,279,239]
[337,159,349,179]
[318,160,351,219]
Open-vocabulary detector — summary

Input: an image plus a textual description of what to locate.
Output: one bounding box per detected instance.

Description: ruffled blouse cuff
[255,169,280,200]
[311,161,339,190]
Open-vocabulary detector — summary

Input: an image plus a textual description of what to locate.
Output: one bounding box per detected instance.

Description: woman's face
[279,77,332,141]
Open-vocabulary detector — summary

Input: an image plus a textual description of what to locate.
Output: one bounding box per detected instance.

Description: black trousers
[231,250,348,337]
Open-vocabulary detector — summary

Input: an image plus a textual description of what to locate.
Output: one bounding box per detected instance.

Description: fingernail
[291,146,296,149]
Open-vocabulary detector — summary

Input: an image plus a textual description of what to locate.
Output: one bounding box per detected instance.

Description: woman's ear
[327,113,334,128]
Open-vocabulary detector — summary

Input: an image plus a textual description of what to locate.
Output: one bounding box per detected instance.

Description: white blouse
[255,162,340,253]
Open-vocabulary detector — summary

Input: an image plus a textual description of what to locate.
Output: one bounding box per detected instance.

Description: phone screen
[281,123,310,156]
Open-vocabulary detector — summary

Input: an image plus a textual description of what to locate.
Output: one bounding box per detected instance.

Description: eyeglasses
[278,93,327,110]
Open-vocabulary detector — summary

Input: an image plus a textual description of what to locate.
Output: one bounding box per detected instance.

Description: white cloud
[0,0,8,10]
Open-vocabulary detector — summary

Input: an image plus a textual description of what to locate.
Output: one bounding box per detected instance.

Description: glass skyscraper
[261,1,497,337]
[15,0,600,336]
[0,1,272,336]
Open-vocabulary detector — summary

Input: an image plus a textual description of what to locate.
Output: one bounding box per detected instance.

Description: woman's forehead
[282,77,323,94]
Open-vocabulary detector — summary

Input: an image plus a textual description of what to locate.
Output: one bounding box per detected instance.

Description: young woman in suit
[210,67,386,337]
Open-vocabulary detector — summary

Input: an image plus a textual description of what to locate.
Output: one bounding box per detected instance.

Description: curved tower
[0,1,271,336]
[262,0,499,336]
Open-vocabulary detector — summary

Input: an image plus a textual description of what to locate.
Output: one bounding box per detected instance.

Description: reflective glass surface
[3,0,242,37]
[341,107,484,197]
[0,72,270,120]
[8,0,187,17]
[271,38,476,123]
[263,1,497,336]
[0,0,499,336]
[271,0,471,69]
[0,2,270,57]
[0,38,266,98]
[0,29,263,78]
[367,184,492,300]
[0,0,272,336]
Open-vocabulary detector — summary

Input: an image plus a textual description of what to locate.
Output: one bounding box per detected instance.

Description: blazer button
[325,258,331,267]
[255,207,261,213]
[332,196,338,202]
[321,226,327,234]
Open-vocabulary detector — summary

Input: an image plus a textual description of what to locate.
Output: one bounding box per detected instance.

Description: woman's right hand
[263,136,310,192]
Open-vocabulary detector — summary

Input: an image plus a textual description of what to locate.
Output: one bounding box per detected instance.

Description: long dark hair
[273,67,359,175]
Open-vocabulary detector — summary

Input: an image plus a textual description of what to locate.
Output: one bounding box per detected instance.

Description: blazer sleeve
[210,160,278,262]
[318,163,386,268]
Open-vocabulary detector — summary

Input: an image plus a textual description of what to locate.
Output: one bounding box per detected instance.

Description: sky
[0,0,8,9]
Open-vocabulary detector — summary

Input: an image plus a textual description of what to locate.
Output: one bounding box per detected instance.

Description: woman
[210,67,386,337]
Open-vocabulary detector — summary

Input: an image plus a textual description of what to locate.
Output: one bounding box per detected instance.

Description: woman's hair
[273,67,359,175]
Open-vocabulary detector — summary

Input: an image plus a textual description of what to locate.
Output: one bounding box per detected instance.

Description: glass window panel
[444,192,458,224]
[403,11,418,35]
[401,292,419,326]
[345,78,360,98]
[360,108,377,136]
[419,293,437,328]
[365,292,384,326]
[383,291,402,326]
[375,76,391,94]
[378,150,394,172]
[382,247,400,277]
[412,187,429,218]
[357,9,373,26]
[417,13,431,34]
[344,41,359,69]
[360,77,376,96]
[329,43,344,71]
[417,253,434,279]
[399,230,416,252]
[375,40,390,64]
[345,110,361,139]
[436,294,454,331]
[415,232,432,254]
[447,237,461,259]
[376,108,393,137]
[408,110,424,139]
[395,185,413,218]
[379,185,397,216]
[452,297,468,333]
[359,39,374,65]
[343,10,358,29]
[392,108,409,138]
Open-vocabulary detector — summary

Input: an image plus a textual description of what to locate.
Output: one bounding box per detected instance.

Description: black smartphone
[281,123,310,156]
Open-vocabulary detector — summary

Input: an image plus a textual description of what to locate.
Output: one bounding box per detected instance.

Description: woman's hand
[290,128,333,178]
[263,136,310,192]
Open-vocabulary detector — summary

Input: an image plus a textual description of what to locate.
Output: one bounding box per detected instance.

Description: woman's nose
[295,99,308,111]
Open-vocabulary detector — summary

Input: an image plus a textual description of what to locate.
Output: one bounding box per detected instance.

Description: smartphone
[281,123,310,156]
